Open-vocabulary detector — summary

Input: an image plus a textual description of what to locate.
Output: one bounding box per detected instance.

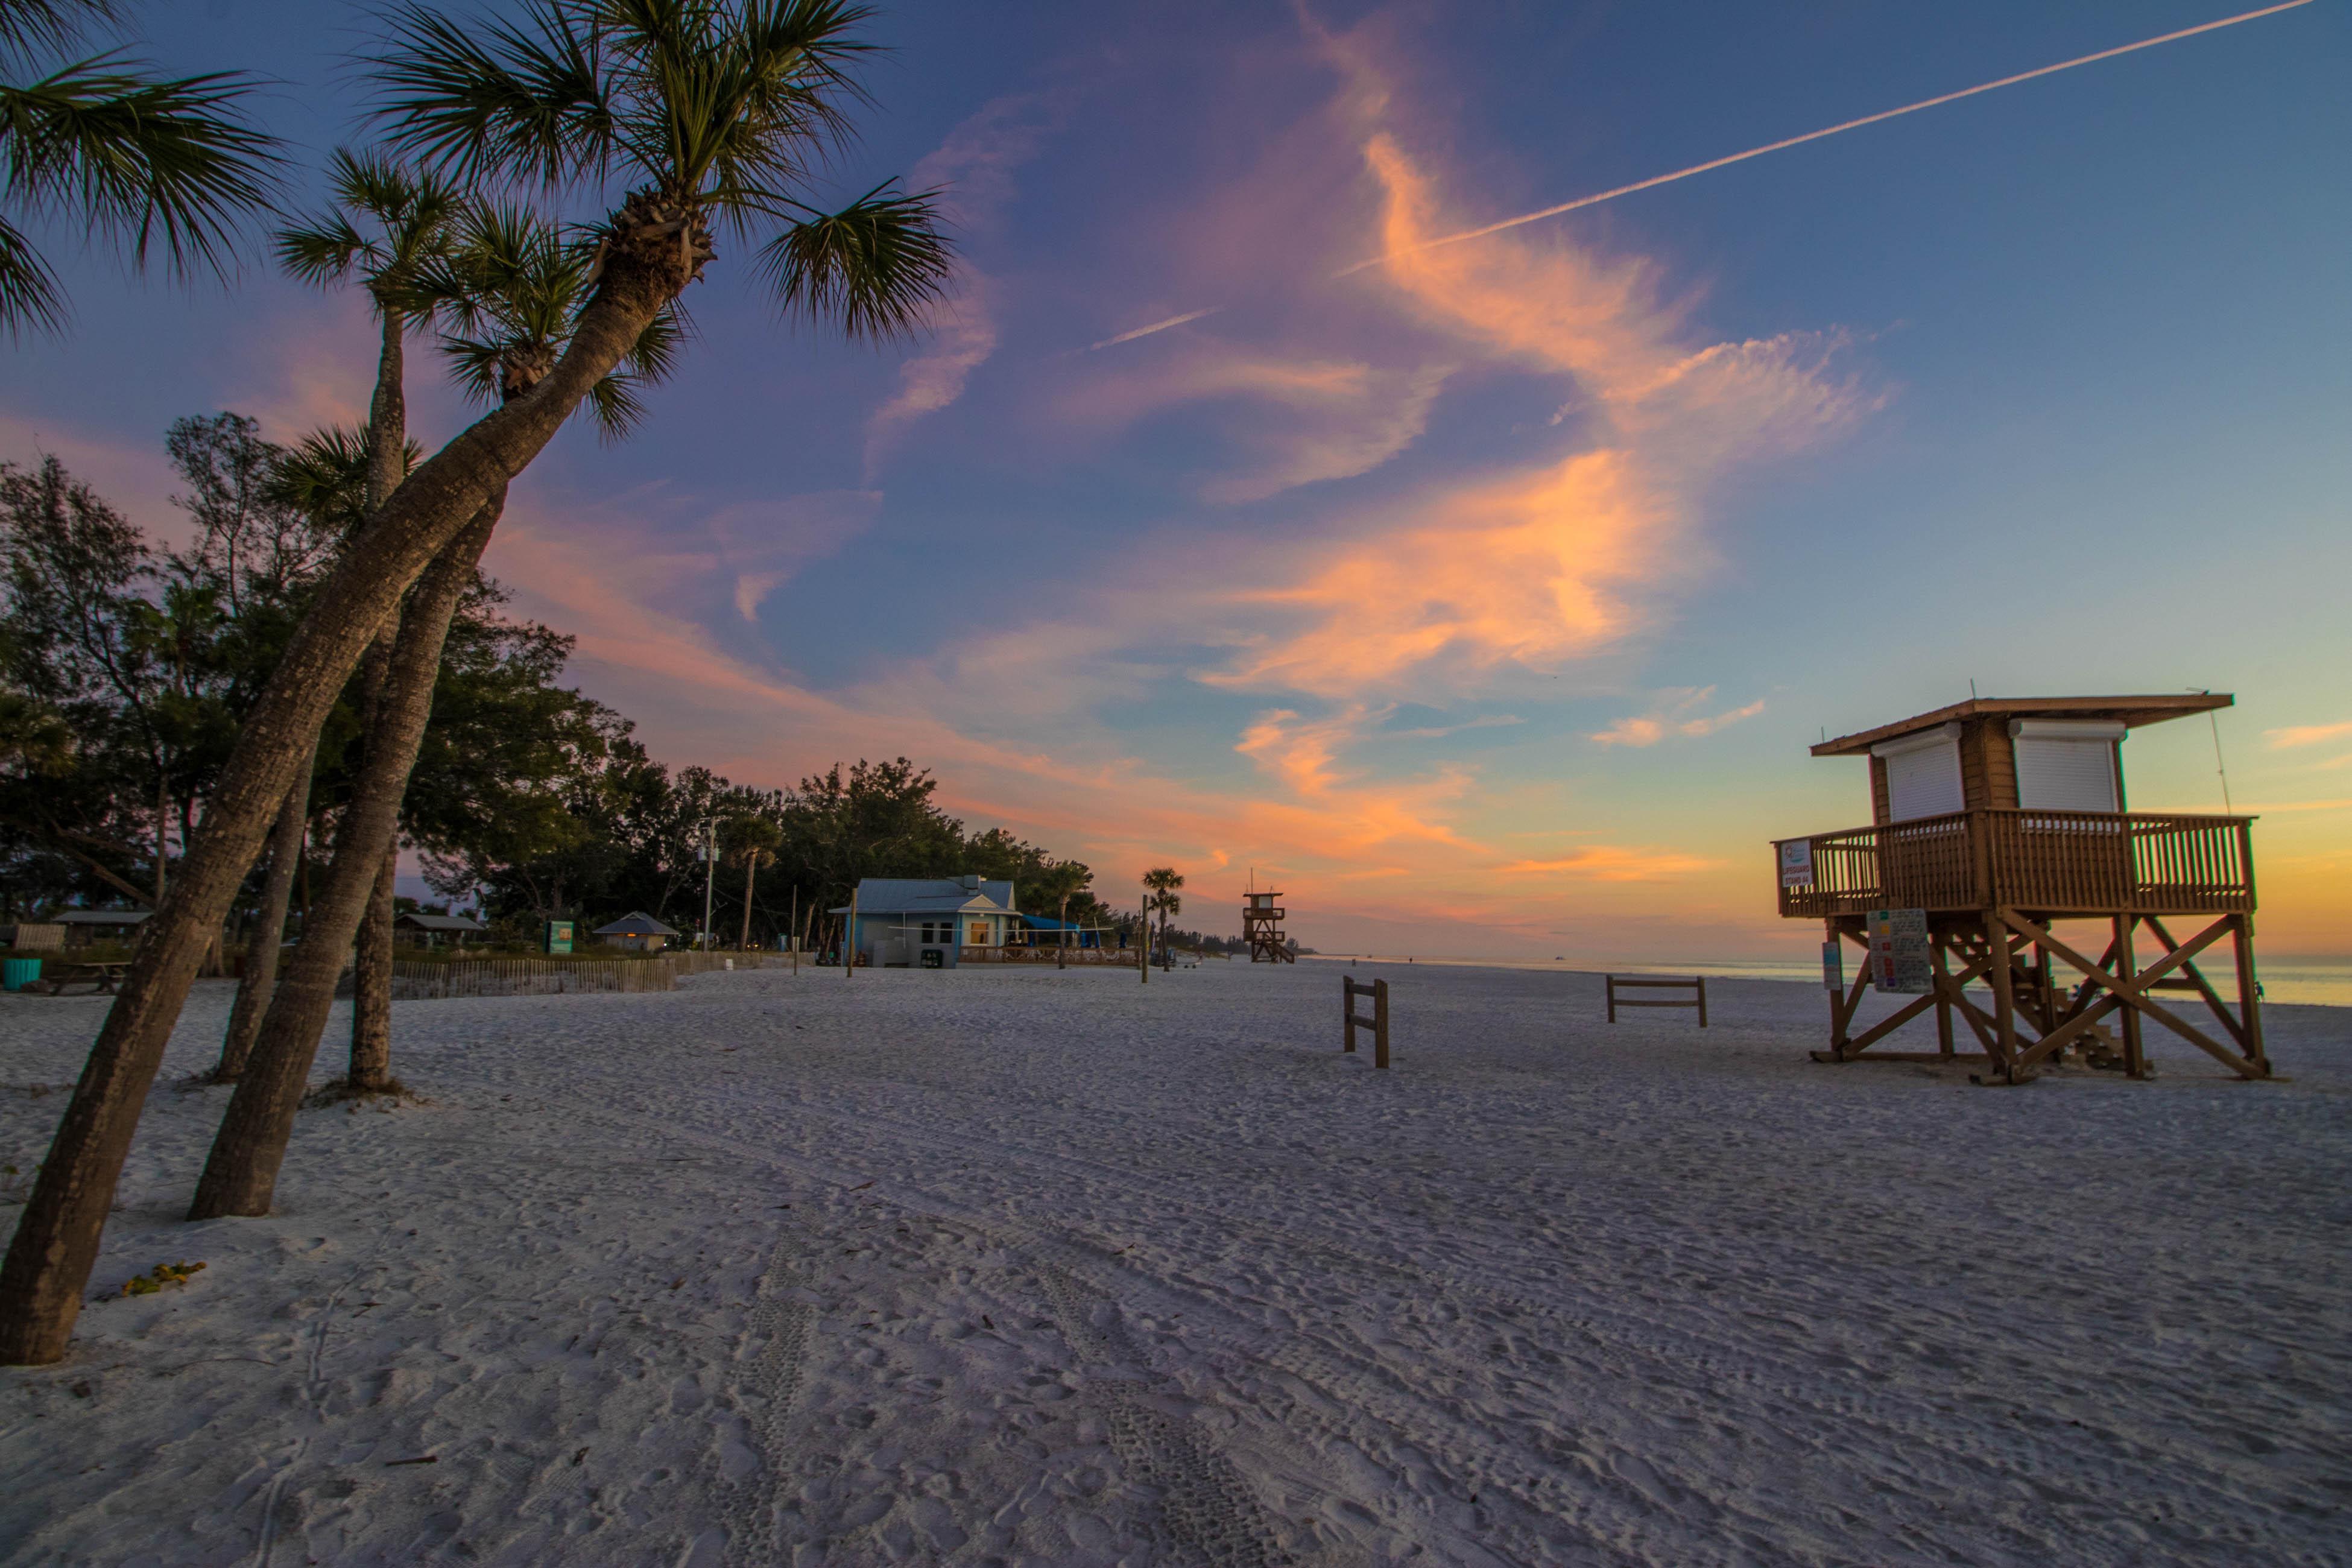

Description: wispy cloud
[1061,345,1450,503]
[862,91,1069,470]
[1087,306,1224,350]
[2266,719,2352,748]
[1493,846,1718,879]
[1590,687,1766,747]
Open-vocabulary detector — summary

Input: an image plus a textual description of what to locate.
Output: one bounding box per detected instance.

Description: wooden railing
[1775,809,2254,918]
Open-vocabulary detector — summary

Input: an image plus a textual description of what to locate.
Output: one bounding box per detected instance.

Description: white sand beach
[2,962,2347,1566]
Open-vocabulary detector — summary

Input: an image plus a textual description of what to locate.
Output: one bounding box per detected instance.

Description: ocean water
[1302,952,2352,1007]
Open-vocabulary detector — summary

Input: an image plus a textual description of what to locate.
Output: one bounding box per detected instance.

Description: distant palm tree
[0,0,279,335]
[1143,866,1184,969]
[726,815,783,949]
[2,0,955,1368]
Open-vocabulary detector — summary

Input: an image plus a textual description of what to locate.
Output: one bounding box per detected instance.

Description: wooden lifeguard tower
[1771,694,2266,1084]
[1244,884,1294,963]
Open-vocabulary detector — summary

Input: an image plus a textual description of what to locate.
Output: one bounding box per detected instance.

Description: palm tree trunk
[739,858,756,950]
[348,301,411,1113]
[188,497,501,1220]
[0,230,678,1364]
[212,752,314,1082]
[348,839,400,1092]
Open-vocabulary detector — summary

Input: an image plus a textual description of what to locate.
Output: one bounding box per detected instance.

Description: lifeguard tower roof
[1813,693,2229,757]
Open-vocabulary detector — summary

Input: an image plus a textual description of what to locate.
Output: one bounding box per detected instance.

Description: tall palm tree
[1143,866,1184,970]
[191,204,680,1218]
[276,150,469,1095]
[0,0,279,335]
[1,0,953,1364]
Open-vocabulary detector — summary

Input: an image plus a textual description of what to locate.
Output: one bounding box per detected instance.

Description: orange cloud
[1211,447,1663,696]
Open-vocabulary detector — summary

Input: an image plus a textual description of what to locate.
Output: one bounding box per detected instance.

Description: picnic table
[35,960,130,996]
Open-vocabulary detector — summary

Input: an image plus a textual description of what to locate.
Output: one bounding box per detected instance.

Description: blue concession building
[834,876,1020,968]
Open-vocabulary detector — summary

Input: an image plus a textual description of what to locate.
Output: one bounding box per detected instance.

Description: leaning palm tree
[276,148,467,1104]
[0,0,952,1365]
[0,0,279,334]
[208,426,416,1087]
[191,204,681,1218]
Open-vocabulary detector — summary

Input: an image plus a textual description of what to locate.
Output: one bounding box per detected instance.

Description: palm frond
[367,0,611,190]
[265,424,375,533]
[0,0,118,66]
[753,181,952,342]
[272,209,373,286]
[622,299,683,381]
[434,330,508,408]
[0,54,281,283]
[582,367,648,442]
[0,210,65,334]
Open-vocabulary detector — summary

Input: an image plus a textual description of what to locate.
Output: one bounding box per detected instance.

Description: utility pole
[700,823,719,949]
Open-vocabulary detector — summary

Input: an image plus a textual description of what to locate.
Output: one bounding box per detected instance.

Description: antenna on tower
[2196,689,2233,812]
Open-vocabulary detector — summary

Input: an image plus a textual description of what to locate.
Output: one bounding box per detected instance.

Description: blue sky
[5,1,2347,959]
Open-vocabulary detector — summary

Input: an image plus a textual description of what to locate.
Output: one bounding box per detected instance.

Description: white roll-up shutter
[1874,724,1964,821]
[2011,719,2123,812]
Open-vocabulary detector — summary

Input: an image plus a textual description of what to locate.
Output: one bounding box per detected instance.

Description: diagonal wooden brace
[1999,911,2262,1078]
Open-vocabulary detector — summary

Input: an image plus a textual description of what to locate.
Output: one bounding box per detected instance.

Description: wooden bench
[1606,974,1707,1027]
[36,961,130,996]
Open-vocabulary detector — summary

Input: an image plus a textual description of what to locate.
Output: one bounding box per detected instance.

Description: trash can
[2,957,41,991]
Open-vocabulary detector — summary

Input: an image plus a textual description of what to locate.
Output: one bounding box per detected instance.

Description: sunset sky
[5,1,2347,961]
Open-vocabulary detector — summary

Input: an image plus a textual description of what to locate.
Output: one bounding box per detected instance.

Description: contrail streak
[1087,306,1224,350]
[1334,0,2314,278]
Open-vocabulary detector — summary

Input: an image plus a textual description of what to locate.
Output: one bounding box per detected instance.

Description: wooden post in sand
[845,888,857,980]
[789,888,799,976]
[1344,975,1389,1068]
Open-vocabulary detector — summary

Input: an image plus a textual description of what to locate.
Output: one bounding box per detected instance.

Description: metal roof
[834,877,1016,914]
[591,910,681,936]
[1813,694,2232,758]
[394,912,487,932]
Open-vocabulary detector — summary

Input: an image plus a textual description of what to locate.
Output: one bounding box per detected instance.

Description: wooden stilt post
[1342,974,1356,1052]
[1931,928,1956,1058]
[1986,909,2020,1084]
[2233,912,2267,1075]
[2114,914,2143,1078]
[1374,979,1389,1069]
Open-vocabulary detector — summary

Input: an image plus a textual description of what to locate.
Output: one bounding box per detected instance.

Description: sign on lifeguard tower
[1779,840,1813,888]
[1866,908,1930,994]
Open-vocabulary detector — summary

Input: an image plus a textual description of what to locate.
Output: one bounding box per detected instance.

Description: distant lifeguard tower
[1771,694,2266,1084]
[1244,884,1294,963]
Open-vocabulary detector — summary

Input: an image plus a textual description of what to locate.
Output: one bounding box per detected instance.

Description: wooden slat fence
[390,952,778,1001]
